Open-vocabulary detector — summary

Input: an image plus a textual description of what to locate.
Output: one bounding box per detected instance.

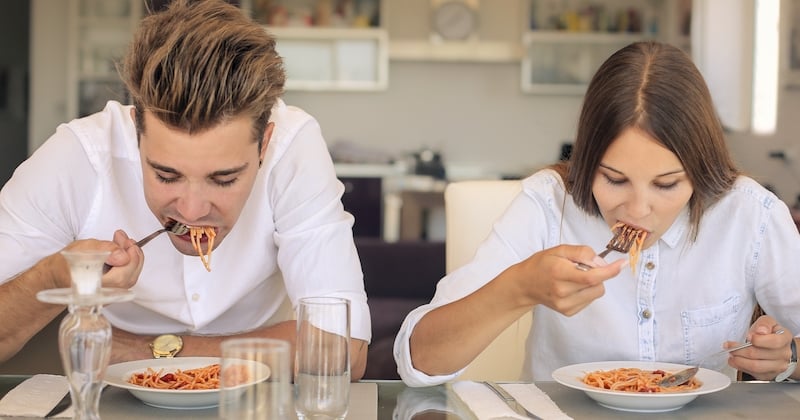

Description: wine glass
[37,250,134,420]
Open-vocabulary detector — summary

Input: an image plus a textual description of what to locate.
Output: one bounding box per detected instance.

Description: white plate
[104,356,269,410]
[552,361,731,413]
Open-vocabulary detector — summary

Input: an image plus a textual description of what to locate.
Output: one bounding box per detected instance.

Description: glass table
[2,376,800,419]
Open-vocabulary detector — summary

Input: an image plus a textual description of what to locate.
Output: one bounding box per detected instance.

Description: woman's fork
[575,224,643,271]
[659,329,786,388]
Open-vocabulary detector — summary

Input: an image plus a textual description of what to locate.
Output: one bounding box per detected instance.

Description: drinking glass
[295,297,351,420]
[219,338,291,420]
[36,250,134,420]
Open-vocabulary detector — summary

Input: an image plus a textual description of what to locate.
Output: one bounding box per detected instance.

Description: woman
[394,41,800,386]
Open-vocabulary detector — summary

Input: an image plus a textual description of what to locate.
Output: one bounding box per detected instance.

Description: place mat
[0,374,72,418]
[452,381,572,420]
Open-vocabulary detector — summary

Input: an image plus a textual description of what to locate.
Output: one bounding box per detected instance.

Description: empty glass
[295,297,351,420]
[219,338,291,419]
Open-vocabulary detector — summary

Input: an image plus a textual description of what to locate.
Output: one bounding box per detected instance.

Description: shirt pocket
[680,294,743,368]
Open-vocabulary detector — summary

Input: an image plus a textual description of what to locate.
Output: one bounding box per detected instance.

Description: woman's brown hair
[554,41,739,240]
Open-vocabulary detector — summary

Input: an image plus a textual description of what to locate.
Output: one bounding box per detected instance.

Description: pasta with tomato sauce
[582,367,701,393]
[189,226,216,272]
[612,222,648,271]
[128,363,221,390]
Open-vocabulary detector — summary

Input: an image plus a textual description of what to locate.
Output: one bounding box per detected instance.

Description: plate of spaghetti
[104,356,268,409]
[552,361,731,413]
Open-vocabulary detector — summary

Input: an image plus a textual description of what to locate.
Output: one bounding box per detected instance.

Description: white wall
[29,0,800,203]
[284,60,581,178]
[29,0,68,154]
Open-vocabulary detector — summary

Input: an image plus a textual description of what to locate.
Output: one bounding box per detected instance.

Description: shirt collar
[659,207,690,249]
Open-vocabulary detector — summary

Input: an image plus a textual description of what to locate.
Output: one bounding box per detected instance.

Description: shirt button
[645,262,656,270]
[192,293,200,302]
[642,309,652,319]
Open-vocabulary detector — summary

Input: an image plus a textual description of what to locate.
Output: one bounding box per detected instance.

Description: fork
[101,221,189,273]
[660,329,786,388]
[575,224,641,271]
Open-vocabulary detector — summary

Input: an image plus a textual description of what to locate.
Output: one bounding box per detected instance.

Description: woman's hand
[510,244,627,316]
[728,315,795,381]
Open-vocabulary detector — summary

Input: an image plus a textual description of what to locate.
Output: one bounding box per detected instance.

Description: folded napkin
[0,374,72,418]
[452,381,572,420]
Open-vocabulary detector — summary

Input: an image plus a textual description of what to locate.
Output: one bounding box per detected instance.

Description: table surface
[2,376,800,419]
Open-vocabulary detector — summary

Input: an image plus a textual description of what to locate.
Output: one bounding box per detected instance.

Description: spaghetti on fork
[188,226,216,272]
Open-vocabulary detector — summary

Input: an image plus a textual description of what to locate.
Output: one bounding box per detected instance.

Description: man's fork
[101,221,189,273]
[575,224,642,271]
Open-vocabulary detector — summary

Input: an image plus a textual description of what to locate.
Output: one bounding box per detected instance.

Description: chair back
[444,179,533,381]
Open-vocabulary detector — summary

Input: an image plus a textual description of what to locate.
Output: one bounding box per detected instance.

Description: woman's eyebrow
[598,163,685,177]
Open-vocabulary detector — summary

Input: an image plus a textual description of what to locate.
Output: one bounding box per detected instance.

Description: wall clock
[431,0,479,42]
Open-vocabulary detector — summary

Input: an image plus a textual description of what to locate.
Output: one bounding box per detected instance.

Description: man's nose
[175,188,211,222]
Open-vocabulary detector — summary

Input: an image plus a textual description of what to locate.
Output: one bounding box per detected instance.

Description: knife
[44,392,71,418]
[482,381,543,420]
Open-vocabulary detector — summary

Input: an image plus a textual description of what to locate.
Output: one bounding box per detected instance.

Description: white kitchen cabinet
[248,0,389,91]
[66,0,142,118]
[267,27,389,91]
[520,0,692,95]
[386,0,525,63]
[65,0,388,120]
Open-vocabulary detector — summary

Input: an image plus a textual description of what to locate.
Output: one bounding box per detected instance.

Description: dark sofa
[356,238,445,379]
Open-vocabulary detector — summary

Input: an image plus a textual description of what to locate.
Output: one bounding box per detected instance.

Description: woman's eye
[603,174,626,186]
[156,173,179,184]
[655,181,679,190]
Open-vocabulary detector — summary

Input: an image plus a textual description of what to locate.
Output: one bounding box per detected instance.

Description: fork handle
[575,248,615,271]
[101,228,168,273]
[134,228,168,248]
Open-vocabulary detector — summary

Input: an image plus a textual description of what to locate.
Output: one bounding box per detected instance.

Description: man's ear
[260,122,274,165]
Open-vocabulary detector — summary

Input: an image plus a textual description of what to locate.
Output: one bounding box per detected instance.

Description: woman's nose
[625,190,651,219]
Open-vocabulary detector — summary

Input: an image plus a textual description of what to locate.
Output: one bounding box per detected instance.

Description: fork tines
[608,224,643,253]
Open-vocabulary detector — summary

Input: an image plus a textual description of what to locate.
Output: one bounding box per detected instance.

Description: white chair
[444,179,533,382]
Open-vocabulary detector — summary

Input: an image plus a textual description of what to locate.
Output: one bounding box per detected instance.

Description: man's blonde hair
[121,0,285,143]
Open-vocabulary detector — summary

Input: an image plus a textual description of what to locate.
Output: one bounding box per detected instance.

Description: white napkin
[0,374,72,418]
[452,381,573,420]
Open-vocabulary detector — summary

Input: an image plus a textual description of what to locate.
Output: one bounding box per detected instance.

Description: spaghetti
[189,226,216,272]
[612,222,648,271]
[128,363,221,390]
[582,367,701,393]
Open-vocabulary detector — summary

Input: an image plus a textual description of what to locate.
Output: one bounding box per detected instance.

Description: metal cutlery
[481,381,543,419]
[44,392,71,418]
[660,329,786,388]
[575,224,644,271]
[101,221,188,273]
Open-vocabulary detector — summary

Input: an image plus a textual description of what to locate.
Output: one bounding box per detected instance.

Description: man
[0,0,370,380]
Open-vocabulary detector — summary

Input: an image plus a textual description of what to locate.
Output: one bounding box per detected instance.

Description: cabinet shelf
[520,30,656,95]
[389,40,522,63]
[520,0,690,95]
[267,27,388,91]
